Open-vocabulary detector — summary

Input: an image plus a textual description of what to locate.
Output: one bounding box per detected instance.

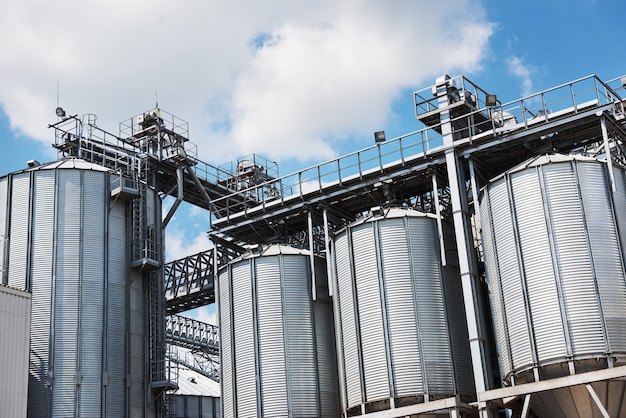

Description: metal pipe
[436,79,490,393]
[431,172,447,266]
[322,207,333,297]
[185,166,222,218]
[162,167,184,228]
[600,115,616,192]
[308,209,317,300]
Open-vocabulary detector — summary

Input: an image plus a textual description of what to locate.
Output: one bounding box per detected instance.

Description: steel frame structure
[48,73,626,418]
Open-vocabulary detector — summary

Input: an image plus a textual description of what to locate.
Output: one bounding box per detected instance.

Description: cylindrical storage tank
[0,159,162,418]
[217,244,340,418]
[332,207,475,415]
[480,154,626,384]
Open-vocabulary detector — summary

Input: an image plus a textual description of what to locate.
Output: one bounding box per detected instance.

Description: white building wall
[0,285,31,418]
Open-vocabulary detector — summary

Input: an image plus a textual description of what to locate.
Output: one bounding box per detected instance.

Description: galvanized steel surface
[217,245,339,418]
[481,155,626,382]
[0,285,31,418]
[331,207,474,413]
[0,160,159,417]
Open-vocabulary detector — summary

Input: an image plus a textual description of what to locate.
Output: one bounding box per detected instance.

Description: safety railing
[209,127,439,223]
[165,314,219,354]
[209,74,625,224]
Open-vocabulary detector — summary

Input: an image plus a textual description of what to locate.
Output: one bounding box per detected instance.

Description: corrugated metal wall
[217,245,339,418]
[0,161,157,417]
[332,207,475,414]
[481,155,626,382]
[0,285,31,418]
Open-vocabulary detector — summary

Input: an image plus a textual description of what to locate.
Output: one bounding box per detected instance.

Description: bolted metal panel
[605,167,626,350]
[107,198,128,416]
[217,265,234,418]
[79,170,106,416]
[28,170,56,417]
[511,168,567,361]
[0,285,31,418]
[545,163,605,354]
[577,162,626,352]
[480,188,512,376]
[351,223,389,402]
[334,231,362,409]
[481,155,626,382]
[0,160,157,417]
[485,178,535,371]
[52,169,82,416]
[8,174,30,290]
[231,261,257,415]
[0,179,7,284]
[281,255,317,415]
[255,255,288,417]
[379,217,423,396]
[332,207,472,414]
[218,245,338,418]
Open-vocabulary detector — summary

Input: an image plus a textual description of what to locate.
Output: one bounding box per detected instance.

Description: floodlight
[56,107,66,117]
[374,131,386,143]
[486,94,498,107]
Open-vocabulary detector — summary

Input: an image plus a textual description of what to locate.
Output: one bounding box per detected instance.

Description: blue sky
[1,0,624,324]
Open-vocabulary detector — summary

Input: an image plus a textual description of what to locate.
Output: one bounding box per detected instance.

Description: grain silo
[331,206,475,416]
[216,244,339,418]
[480,154,626,416]
[0,158,165,418]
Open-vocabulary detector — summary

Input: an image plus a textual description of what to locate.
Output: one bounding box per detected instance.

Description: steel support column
[435,77,490,396]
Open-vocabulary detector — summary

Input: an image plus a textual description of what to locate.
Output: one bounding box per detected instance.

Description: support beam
[478,365,626,402]
[436,76,490,394]
[586,384,611,418]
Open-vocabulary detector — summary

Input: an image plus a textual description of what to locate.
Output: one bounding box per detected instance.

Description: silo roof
[176,366,221,397]
[233,243,311,263]
[336,206,434,234]
[489,153,598,182]
[28,158,112,172]
[2,158,112,179]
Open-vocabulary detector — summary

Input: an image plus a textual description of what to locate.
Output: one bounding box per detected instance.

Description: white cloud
[185,306,217,326]
[506,56,536,97]
[1,0,494,167]
[165,220,212,261]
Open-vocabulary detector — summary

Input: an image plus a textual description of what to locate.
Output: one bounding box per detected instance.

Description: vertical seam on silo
[573,160,611,355]
[537,164,573,358]
[505,171,540,372]
[374,218,394,400]
[26,171,34,292]
[347,226,367,406]
[124,196,131,418]
[74,170,84,417]
[228,264,238,418]
[0,175,10,286]
[48,168,60,418]
[102,171,110,416]
[600,160,626,356]
[251,257,263,418]
[331,234,348,411]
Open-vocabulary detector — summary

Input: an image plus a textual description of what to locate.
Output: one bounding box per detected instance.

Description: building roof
[175,366,220,398]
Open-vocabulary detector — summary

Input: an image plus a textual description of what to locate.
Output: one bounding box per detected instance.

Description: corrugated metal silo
[217,244,340,418]
[0,159,161,418]
[331,207,475,415]
[480,154,626,384]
